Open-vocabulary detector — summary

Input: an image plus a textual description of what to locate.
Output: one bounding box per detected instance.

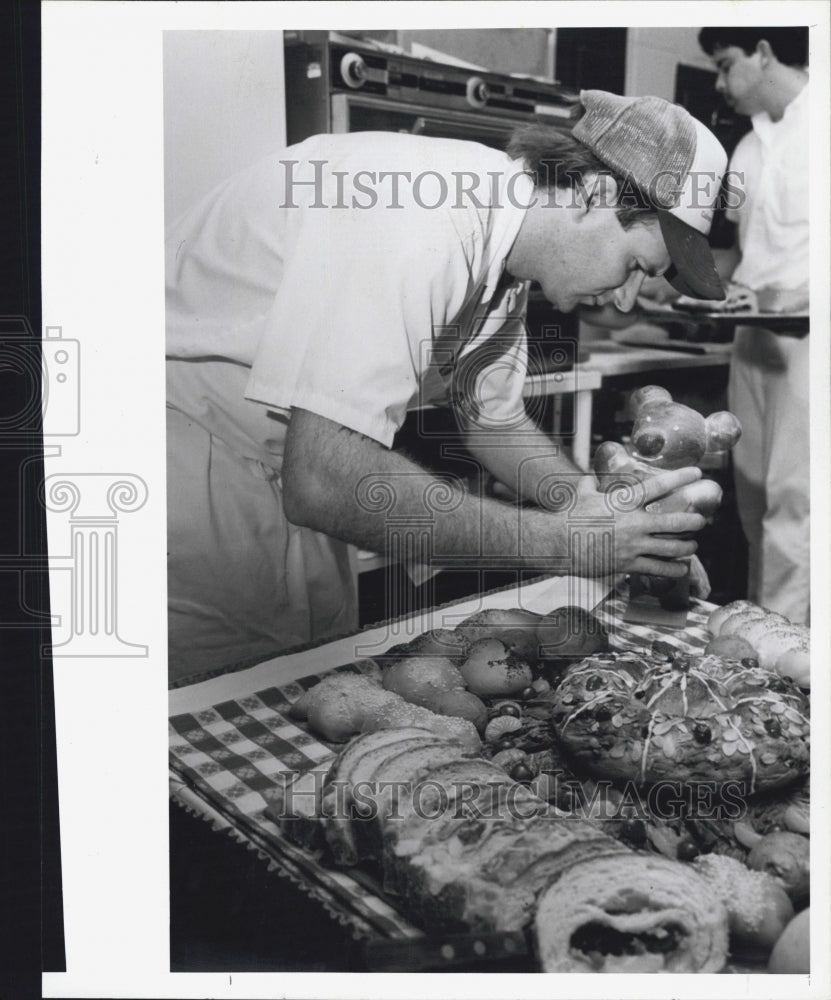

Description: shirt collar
[750,78,809,145]
[481,159,535,301]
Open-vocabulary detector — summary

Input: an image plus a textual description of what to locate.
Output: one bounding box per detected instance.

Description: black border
[1,3,66,997]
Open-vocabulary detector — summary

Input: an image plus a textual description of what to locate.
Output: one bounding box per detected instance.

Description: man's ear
[579,172,619,213]
[756,38,775,65]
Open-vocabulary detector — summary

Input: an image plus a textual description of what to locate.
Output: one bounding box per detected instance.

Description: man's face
[711,44,766,116]
[534,206,671,315]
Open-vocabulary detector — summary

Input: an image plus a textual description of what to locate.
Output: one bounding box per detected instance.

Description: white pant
[166,407,358,683]
[729,328,810,623]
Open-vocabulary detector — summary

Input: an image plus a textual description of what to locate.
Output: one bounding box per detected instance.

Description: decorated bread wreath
[549,649,809,793]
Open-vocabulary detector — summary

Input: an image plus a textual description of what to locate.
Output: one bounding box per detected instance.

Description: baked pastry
[319,727,448,866]
[707,601,810,687]
[455,608,544,663]
[692,853,794,955]
[550,649,810,792]
[534,854,729,972]
[360,698,481,750]
[291,726,729,969]
[290,668,481,749]
[384,628,471,664]
[393,806,626,933]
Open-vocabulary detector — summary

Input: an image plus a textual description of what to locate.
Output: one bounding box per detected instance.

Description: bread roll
[534,854,728,972]
[718,607,771,638]
[707,601,810,688]
[693,853,794,954]
[775,637,810,688]
[768,908,810,973]
[754,624,805,672]
[296,669,481,748]
[708,599,760,635]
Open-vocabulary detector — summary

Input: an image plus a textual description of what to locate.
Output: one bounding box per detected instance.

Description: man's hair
[507,122,657,230]
[698,26,809,67]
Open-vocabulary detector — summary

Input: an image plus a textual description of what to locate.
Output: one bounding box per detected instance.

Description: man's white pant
[166,408,359,684]
[729,327,810,623]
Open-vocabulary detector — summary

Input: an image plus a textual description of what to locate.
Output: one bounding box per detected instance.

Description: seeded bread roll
[295,669,481,748]
[693,853,794,954]
[361,699,481,751]
[707,601,810,688]
[534,854,729,973]
[550,649,810,792]
[707,600,761,635]
[719,607,775,638]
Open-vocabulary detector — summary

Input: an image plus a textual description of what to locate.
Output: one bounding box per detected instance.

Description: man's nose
[613,271,645,313]
[715,74,726,93]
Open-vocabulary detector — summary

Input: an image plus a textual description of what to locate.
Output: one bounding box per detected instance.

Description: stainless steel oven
[284,31,577,150]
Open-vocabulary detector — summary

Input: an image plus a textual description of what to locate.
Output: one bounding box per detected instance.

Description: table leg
[572,388,593,468]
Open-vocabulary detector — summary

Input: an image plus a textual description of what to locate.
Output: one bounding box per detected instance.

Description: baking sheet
[640,303,810,337]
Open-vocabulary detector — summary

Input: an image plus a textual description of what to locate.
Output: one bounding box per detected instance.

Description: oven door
[331,92,518,150]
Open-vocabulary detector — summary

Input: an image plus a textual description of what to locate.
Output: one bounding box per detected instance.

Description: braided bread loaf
[707,601,810,688]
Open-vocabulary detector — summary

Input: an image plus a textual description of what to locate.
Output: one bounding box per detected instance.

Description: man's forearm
[282,409,562,571]
[282,408,707,580]
[463,414,594,507]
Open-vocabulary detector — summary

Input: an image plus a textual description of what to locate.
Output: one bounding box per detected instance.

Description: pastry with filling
[534,854,728,972]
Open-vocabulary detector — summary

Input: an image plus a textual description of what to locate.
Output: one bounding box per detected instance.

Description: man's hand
[687,554,712,601]
[562,468,707,579]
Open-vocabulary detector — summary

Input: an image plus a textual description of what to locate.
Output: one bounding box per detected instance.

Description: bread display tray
[169,577,755,965]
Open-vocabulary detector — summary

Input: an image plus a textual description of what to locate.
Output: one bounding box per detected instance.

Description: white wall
[625,27,713,99]
[163,31,286,224]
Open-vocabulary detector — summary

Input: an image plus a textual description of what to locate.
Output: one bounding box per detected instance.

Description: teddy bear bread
[592,386,742,610]
[549,647,809,793]
[592,385,740,522]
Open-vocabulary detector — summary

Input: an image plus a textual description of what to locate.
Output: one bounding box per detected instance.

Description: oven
[283,30,577,150]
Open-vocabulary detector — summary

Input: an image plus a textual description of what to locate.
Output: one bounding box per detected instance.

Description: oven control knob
[466,76,490,108]
[340,52,368,89]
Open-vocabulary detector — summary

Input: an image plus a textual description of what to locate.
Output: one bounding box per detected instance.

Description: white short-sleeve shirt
[726,82,809,292]
[166,132,534,463]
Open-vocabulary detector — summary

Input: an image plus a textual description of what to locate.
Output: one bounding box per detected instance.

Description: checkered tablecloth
[169,586,715,942]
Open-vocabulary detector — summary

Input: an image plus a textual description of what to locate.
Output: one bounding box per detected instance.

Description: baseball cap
[573,90,728,300]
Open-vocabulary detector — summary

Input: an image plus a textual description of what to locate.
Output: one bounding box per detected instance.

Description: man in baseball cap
[167,85,720,678]
[572,89,729,301]
[504,88,729,318]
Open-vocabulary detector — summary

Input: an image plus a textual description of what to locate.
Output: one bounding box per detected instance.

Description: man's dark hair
[698,26,809,67]
[507,122,657,230]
